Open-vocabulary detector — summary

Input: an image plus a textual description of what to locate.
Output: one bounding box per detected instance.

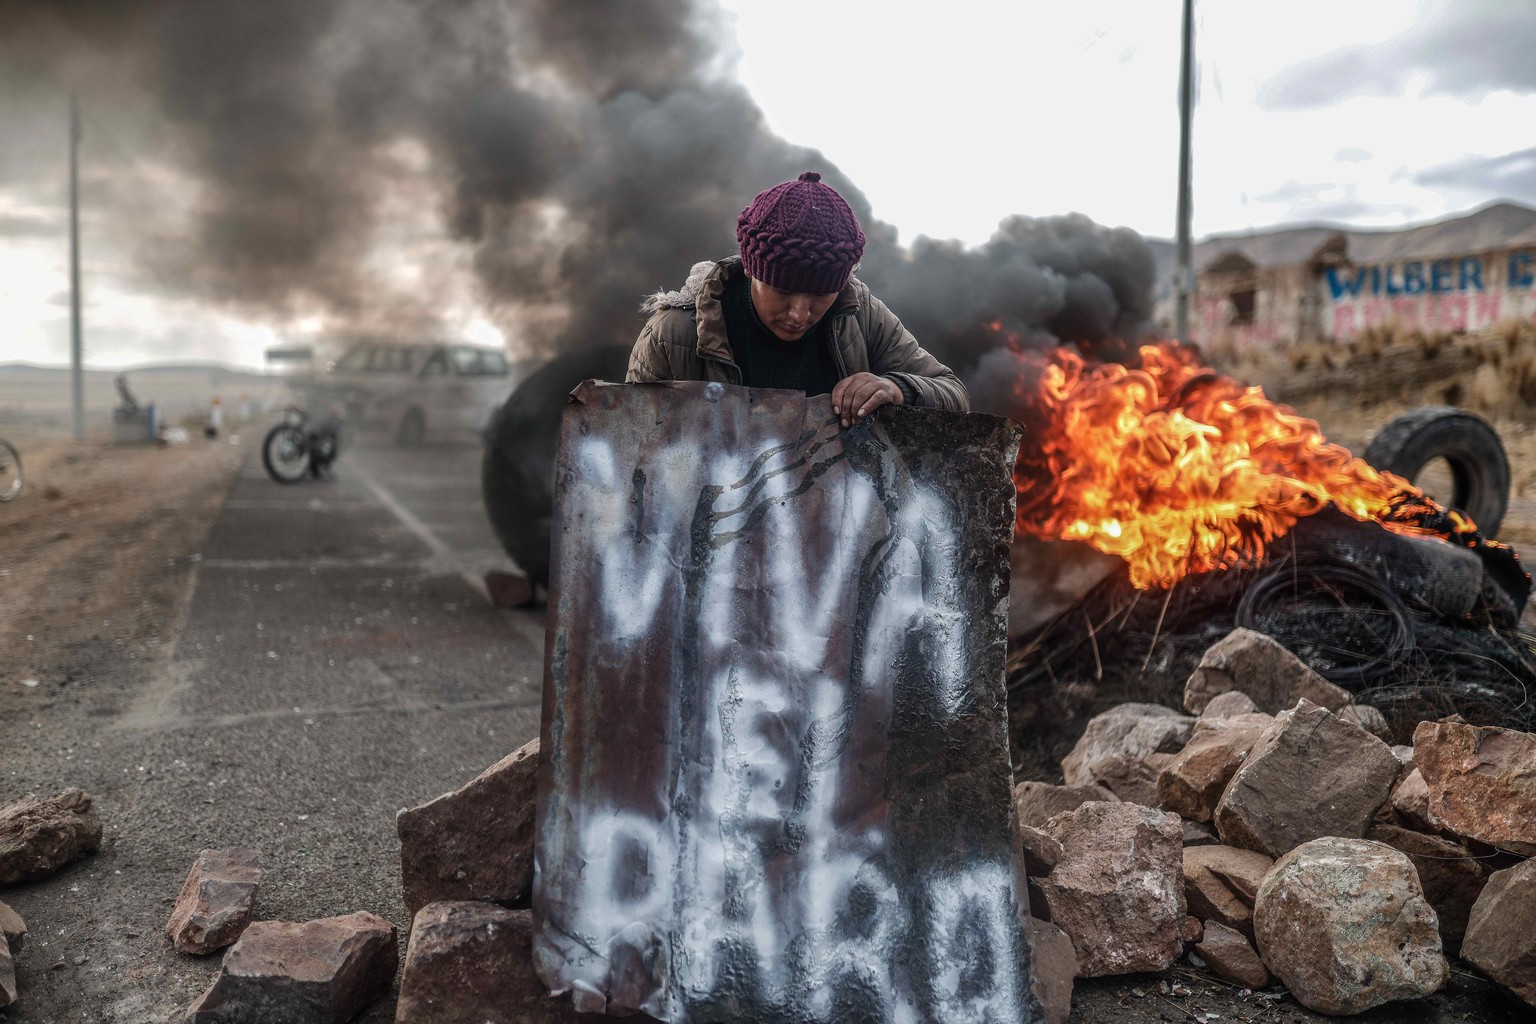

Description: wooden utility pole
[1173,0,1195,343]
[69,93,84,441]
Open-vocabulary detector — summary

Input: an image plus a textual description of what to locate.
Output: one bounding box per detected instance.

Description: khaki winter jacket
[626,257,969,412]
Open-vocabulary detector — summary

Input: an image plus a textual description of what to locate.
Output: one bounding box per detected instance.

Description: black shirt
[721,275,843,396]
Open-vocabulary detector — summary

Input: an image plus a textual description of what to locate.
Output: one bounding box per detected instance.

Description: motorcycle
[262,406,341,484]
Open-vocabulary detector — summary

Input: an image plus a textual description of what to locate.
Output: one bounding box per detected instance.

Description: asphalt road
[1,438,546,1022]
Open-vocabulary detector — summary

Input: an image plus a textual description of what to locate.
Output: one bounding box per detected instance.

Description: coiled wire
[1234,559,1416,687]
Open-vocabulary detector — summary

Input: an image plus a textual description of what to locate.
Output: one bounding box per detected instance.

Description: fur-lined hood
[640,260,721,314]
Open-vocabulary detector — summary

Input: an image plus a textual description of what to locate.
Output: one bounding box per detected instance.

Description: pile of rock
[391,738,1083,1024]
[173,623,1532,1022]
[392,737,584,1023]
[165,846,406,1022]
[1020,626,1536,1018]
[160,737,545,1023]
[0,787,102,1012]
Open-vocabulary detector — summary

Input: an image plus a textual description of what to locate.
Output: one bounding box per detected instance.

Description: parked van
[317,340,521,445]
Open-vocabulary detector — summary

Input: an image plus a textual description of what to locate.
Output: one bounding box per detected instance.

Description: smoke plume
[0,0,1159,408]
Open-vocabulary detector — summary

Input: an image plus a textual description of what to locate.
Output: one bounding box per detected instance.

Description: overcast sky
[730,0,1536,245]
[2,0,1534,369]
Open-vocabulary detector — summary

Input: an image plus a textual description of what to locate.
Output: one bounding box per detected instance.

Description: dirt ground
[2,335,1533,1023]
[0,432,244,697]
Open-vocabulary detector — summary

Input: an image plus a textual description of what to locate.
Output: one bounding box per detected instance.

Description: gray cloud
[1256,1,1536,111]
[1416,147,1536,205]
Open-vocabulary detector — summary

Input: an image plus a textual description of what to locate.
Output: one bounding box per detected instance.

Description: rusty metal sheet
[533,381,1036,1024]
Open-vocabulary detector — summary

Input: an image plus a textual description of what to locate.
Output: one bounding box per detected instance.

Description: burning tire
[1364,406,1509,537]
[481,345,631,586]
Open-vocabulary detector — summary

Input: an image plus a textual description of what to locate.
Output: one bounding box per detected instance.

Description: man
[627,172,969,425]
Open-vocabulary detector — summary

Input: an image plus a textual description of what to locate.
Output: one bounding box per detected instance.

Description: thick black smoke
[0,0,1158,410]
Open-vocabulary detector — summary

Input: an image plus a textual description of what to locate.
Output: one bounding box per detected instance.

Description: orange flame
[1013,340,1477,590]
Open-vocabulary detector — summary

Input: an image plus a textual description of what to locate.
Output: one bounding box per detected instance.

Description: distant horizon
[1129,196,1533,249]
[6,196,1535,375]
[0,359,274,374]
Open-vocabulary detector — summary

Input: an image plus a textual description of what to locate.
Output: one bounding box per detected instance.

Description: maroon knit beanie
[736,171,866,295]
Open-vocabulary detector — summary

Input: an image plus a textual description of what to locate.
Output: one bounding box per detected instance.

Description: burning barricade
[998,339,1536,1017]
[386,350,1536,1023]
[1006,340,1533,772]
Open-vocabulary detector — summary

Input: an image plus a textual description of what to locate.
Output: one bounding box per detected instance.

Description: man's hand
[831,373,903,428]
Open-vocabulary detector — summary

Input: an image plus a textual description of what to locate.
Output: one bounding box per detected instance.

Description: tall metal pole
[69,93,84,441]
[1173,0,1195,343]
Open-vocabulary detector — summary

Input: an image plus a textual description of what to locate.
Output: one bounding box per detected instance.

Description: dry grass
[1217,319,1536,419]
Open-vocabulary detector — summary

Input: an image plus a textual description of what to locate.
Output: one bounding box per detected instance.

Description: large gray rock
[0,788,102,884]
[1012,780,1115,829]
[396,902,603,1023]
[0,899,24,953]
[398,737,538,919]
[1460,858,1536,1009]
[1060,704,1195,789]
[1023,916,1076,1024]
[1214,700,1399,858]
[1157,714,1270,822]
[1037,802,1185,976]
[1184,628,1352,715]
[186,911,397,1023]
[1413,720,1536,856]
[167,848,264,955]
[1366,824,1489,939]
[1254,837,1447,1015]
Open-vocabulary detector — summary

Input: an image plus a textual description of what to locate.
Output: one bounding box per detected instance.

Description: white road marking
[347,460,548,651]
[224,453,546,648]
[351,458,455,560]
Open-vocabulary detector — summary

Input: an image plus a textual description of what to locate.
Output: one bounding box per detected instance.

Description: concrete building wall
[1197,262,1314,350]
[1194,245,1536,350]
[1321,248,1536,339]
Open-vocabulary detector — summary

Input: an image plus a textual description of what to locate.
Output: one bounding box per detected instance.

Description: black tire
[395,408,425,447]
[1364,405,1509,536]
[482,442,555,586]
[262,424,312,484]
[481,345,631,586]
